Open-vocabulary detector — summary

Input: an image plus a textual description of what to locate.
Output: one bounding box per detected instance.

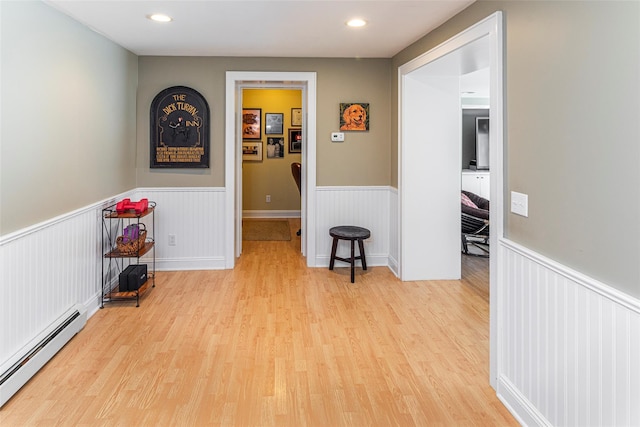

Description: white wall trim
[0,189,135,244]
[500,238,640,314]
[497,375,549,427]
[134,187,227,272]
[498,237,640,426]
[388,186,399,276]
[225,71,318,267]
[314,185,391,268]
[397,12,504,388]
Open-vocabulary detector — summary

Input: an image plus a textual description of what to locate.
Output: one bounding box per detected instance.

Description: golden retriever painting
[340,103,369,131]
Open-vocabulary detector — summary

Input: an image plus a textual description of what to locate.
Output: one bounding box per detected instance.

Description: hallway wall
[0,1,138,235]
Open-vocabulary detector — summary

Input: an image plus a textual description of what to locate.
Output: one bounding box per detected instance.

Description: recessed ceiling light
[346,18,367,28]
[148,14,172,23]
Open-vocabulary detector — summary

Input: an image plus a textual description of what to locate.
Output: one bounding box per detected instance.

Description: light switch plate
[331,132,344,142]
[511,191,529,217]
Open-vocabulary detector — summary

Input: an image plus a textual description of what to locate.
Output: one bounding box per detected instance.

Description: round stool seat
[328,226,371,283]
[330,226,370,240]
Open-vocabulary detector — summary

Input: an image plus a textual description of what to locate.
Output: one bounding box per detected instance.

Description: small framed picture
[339,103,369,131]
[291,108,302,126]
[266,137,285,158]
[288,128,302,153]
[265,113,284,135]
[242,108,261,139]
[242,141,262,161]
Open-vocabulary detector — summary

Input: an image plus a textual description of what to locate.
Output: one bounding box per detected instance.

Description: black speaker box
[118,264,148,291]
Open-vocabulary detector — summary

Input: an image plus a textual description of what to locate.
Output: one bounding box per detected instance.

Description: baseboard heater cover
[0,303,87,408]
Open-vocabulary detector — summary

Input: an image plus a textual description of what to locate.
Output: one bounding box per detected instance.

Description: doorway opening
[225,72,318,269]
[240,90,302,211]
[398,12,503,387]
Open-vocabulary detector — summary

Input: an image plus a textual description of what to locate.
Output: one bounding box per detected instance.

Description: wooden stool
[329,226,370,283]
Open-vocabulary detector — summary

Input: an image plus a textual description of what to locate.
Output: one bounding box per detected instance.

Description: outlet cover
[168,234,177,246]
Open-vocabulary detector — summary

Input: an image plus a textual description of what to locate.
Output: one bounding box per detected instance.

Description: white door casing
[225,72,317,267]
[398,12,504,387]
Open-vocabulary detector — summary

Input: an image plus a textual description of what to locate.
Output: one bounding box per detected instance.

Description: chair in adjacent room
[461,190,490,257]
[291,162,302,236]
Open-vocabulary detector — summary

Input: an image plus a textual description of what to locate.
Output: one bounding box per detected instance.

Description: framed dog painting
[339,103,369,131]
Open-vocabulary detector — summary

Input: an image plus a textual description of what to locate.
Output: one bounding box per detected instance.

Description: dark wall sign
[150,86,210,168]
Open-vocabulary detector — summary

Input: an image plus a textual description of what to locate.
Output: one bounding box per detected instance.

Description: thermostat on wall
[331,132,344,142]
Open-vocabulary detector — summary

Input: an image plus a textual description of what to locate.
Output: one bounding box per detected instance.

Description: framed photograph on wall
[288,128,302,153]
[242,108,261,139]
[339,102,369,131]
[265,113,284,135]
[242,141,262,161]
[291,108,302,126]
[266,137,285,158]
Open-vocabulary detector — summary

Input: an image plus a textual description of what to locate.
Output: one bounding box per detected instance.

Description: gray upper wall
[136,56,391,188]
[0,1,138,234]
[0,2,391,235]
[392,0,640,297]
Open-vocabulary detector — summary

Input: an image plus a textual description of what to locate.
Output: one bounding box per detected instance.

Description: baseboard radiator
[0,304,87,408]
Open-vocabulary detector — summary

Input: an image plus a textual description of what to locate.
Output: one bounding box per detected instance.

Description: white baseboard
[497,375,549,427]
[387,254,399,277]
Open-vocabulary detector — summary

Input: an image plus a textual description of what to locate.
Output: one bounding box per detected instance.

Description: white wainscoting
[137,186,393,269]
[4,185,638,426]
[497,239,640,427]
[135,187,394,270]
[133,188,227,271]
[314,186,390,267]
[0,192,131,372]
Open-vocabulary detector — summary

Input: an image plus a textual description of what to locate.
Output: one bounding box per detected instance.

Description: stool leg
[358,238,367,271]
[350,239,355,283]
[329,237,338,270]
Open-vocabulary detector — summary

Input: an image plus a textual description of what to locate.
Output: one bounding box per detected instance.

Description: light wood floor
[0,219,517,426]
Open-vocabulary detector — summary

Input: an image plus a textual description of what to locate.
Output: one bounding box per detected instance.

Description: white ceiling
[44,0,474,58]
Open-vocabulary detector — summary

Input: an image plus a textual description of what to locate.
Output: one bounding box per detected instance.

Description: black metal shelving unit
[101,201,156,307]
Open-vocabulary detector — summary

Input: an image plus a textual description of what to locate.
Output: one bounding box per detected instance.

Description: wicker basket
[116,223,147,255]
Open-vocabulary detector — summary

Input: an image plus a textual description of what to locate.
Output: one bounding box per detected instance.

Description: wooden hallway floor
[0,219,517,426]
